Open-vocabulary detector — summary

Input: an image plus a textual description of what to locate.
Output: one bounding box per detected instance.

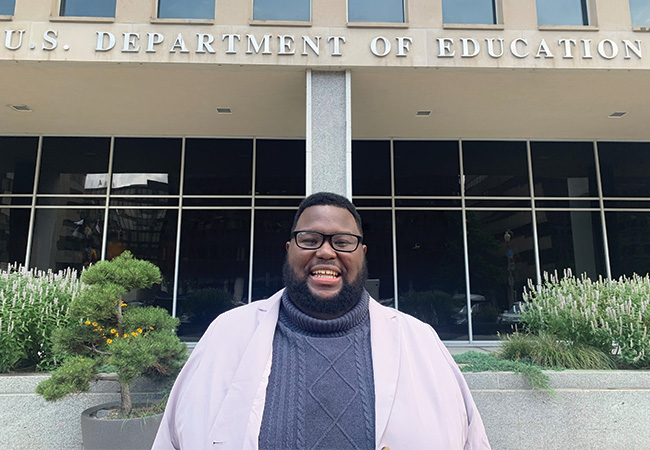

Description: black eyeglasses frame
[291,230,363,253]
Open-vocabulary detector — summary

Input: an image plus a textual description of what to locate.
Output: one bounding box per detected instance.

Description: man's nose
[315,238,337,259]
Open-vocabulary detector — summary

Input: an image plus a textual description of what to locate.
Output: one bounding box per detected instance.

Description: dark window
[158,0,214,19]
[60,0,116,17]
[253,0,310,21]
[536,0,588,26]
[352,140,391,196]
[463,141,529,197]
[360,210,394,302]
[598,142,650,197]
[531,141,597,197]
[0,208,30,268]
[394,141,460,196]
[606,212,650,278]
[348,0,404,22]
[255,140,305,196]
[0,137,38,195]
[443,0,496,24]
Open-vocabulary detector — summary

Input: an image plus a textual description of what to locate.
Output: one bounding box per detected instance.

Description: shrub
[521,270,650,368]
[0,265,81,372]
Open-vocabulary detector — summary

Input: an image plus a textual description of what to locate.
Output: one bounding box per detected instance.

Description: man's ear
[286,241,291,251]
[362,244,367,254]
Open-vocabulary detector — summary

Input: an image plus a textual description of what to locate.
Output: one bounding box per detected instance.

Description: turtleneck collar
[279,289,370,336]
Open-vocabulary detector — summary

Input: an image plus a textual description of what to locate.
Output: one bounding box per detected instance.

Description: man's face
[284,205,367,318]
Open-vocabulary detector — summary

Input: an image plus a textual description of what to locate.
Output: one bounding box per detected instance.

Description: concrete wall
[1,371,649,450]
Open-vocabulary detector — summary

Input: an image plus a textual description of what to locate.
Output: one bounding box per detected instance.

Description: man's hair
[291,192,363,235]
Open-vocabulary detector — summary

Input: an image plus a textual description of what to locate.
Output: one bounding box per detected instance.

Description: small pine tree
[36,251,187,416]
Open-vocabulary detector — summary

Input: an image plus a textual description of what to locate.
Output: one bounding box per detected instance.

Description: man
[153,192,490,450]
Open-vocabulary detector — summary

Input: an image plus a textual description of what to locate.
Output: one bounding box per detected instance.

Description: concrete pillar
[306,70,351,199]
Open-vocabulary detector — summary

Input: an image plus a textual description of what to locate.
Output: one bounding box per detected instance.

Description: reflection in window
[252,209,295,301]
[394,141,460,196]
[360,210,394,302]
[536,0,588,26]
[348,0,404,22]
[537,210,605,280]
[630,0,650,26]
[466,210,535,340]
[60,0,116,17]
[531,142,597,197]
[255,140,305,196]
[31,209,104,272]
[158,0,214,19]
[0,137,38,195]
[0,0,15,15]
[443,0,496,24]
[0,208,29,269]
[177,210,251,339]
[253,0,310,21]
[463,141,529,197]
[184,139,253,195]
[395,210,467,340]
[38,138,110,195]
[106,209,178,313]
[606,212,650,278]
[598,142,650,197]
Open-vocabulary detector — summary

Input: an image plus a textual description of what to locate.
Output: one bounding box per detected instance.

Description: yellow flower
[121,302,127,307]
[149,326,154,330]
[123,334,128,338]
[107,339,113,344]
[137,328,143,334]
[97,326,103,331]
[85,320,91,325]
[110,329,116,334]
[131,332,138,337]
[92,322,98,327]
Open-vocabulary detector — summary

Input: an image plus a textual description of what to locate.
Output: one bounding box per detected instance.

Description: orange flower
[106,339,113,344]
[137,328,143,334]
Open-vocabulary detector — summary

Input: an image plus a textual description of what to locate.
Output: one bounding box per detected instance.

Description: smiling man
[154,192,491,450]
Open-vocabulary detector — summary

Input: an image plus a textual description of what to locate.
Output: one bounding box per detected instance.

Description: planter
[80,403,162,450]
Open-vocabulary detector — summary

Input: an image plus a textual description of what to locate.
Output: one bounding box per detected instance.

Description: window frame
[154,0,216,22]
[53,0,116,21]
[535,0,598,29]
[250,0,312,24]
[442,0,502,27]
[346,0,407,26]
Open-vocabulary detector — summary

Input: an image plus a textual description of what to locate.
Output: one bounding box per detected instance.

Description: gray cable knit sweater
[258,291,376,450]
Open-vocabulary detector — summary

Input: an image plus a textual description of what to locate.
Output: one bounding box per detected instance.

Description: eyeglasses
[292,231,363,253]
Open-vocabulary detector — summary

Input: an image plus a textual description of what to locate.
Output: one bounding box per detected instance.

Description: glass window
[443,0,496,24]
[352,141,391,196]
[255,140,305,196]
[30,208,104,272]
[60,0,116,17]
[253,0,310,21]
[536,0,588,26]
[394,141,460,196]
[606,212,650,278]
[184,139,253,196]
[0,208,30,269]
[598,142,650,197]
[630,0,650,26]
[252,209,295,301]
[531,142,597,197]
[360,210,394,303]
[466,210,536,339]
[348,0,404,22]
[158,0,214,19]
[395,210,467,340]
[38,137,111,195]
[0,137,38,195]
[112,138,182,196]
[177,210,251,339]
[463,141,529,197]
[0,0,15,15]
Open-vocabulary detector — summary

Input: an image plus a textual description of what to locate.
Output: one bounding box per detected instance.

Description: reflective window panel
[0,137,38,195]
[598,142,650,197]
[0,0,15,15]
[606,212,650,278]
[252,209,296,301]
[537,210,605,280]
[106,209,178,312]
[31,208,104,272]
[253,0,310,21]
[359,210,394,303]
[630,0,650,26]
[255,140,305,196]
[531,142,597,197]
[348,0,404,22]
[158,0,214,19]
[394,141,460,196]
[112,138,182,195]
[352,141,391,196]
[395,210,467,340]
[183,139,253,196]
[177,210,251,339]
[463,141,529,197]
[442,0,496,24]
[536,0,588,26]
[466,210,536,339]
[60,0,116,17]
[0,208,29,269]
[38,137,111,195]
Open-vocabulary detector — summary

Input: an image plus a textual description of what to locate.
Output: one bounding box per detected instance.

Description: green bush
[521,270,650,368]
[0,265,81,372]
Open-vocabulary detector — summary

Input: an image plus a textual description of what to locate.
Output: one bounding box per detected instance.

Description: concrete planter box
[1,371,649,449]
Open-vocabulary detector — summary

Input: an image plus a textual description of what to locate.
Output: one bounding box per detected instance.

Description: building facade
[2,0,650,342]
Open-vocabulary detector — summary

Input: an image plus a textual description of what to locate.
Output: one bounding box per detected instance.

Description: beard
[282,258,368,318]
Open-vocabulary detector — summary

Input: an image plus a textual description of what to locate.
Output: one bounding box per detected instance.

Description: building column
[306,70,352,199]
